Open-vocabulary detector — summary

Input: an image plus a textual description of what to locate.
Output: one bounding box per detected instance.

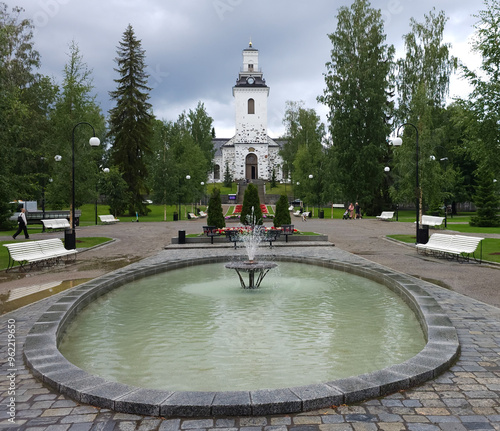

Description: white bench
[3,238,77,272]
[416,233,484,263]
[41,218,70,231]
[421,215,445,227]
[376,211,394,221]
[199,211,207,218]
[292,210,301,217]
[188,212,198,219]
[99,215,120,223]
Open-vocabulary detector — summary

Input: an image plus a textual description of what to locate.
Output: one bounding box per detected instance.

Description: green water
[59,262,425,391]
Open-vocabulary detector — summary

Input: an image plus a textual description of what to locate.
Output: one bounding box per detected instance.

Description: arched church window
[248,98,255,115]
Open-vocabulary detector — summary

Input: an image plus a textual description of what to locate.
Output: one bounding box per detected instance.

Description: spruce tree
[470,166,500,227]
[240,183,263,226]
[273,194,291,227]
[207,188,225,228]
[108,24,153,216]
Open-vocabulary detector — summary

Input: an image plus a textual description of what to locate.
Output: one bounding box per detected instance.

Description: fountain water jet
[225,207,277,288]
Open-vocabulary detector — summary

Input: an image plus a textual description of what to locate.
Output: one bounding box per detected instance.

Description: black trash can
[64,228,76,250]
[417,225,429,244]
[319,210,324,219]
[178,230,186,244]
[173,212,178,221]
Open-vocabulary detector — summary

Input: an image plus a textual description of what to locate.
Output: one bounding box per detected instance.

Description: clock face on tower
[247,77,255,85]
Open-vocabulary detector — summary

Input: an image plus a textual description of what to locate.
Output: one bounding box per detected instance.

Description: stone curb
[23,254,460,418]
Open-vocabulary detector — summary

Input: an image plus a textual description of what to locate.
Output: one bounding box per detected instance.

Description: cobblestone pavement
[0,219,499,430]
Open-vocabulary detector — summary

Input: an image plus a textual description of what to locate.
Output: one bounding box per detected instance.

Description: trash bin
[319,210,324,219]
[417,225,429,244]
[178,230,186,244]
[64,228,76,250]
[173,212,178,221]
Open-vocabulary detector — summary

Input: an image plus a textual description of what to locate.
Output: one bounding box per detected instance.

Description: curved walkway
[1,219,499,430]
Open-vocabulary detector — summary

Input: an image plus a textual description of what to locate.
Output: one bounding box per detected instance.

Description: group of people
[343,202,362,220]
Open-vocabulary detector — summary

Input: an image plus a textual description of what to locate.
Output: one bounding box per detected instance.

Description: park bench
[41,218,70,231]
[203,226,220,244]
[99,215,120,224]
[187,212,198,219]
[3,238,77,272]
[281,224,294,242]
[199,211,207,218]
[416,233,484,263]
[376,211,394,221]
[264,229,281,247]
[292,210,301,217]
[225,229,281,249]
[421,215,445,228]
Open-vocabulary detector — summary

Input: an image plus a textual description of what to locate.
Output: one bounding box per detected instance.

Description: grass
[387,234,500,264]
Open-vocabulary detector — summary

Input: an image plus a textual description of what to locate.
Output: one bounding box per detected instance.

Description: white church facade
[209,43,285,183]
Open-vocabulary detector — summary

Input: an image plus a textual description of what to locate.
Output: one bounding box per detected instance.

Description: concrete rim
[23,254,460,418]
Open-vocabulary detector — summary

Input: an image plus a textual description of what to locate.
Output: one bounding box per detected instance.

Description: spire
[249,38,252,48]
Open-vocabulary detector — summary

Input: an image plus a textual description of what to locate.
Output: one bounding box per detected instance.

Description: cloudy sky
[14,0,484,138]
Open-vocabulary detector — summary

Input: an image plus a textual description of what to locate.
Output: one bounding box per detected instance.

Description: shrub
[273,194,291,227]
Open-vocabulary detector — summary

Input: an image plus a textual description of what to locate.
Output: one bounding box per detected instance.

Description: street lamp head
[186,175,191,180]
[200,181,204,186]
[391,137,403,147]
[308,174,313,179]
[103,168,110,173]
[384,166,390,172]
[430,155,436,161]
[89,136,100,147]
[54,155,62,162]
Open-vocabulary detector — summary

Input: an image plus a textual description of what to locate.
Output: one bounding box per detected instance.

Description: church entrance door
[245,154,258,180]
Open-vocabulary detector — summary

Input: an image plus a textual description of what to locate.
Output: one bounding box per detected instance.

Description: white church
[209,43,285,183]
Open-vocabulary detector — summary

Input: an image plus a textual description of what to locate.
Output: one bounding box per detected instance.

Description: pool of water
[59,262,425,391]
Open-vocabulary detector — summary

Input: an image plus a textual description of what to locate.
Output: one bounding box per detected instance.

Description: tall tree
[108,24,154,215]
[318,0,394,214]
[49,41,105,212]
[186,101,214,172]
[460,0,500,179]
[280,101,326,185]
[0,4,56,225]
[392,9,457,215]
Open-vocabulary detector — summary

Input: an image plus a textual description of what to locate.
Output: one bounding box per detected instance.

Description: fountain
[224,209,277,288]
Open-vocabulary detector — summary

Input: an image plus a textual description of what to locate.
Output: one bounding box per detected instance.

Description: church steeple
[232,43,269,145]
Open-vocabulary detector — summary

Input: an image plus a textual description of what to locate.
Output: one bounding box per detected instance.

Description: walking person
[348,202,354,219]
[13,208,30,239]
[355,202,362,219]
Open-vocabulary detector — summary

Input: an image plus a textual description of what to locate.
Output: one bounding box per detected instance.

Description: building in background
[209,43,285,183]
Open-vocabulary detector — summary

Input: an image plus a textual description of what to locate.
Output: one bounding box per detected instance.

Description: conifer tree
[207,187,225,228]
[108,24,153,216]
[470,165,500,227]
[240,183,263,226]
[273,194,291,227]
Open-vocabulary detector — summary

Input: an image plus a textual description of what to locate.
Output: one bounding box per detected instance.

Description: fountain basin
[23,254,460,417]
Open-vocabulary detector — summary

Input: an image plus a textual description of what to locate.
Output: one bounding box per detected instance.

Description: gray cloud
[17,0,481,138]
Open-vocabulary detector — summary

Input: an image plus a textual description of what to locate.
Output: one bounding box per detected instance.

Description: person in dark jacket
[13,208,30,239]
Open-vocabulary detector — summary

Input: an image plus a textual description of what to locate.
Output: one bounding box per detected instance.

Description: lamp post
[308,174,314,217]
[67,122,100,249]
[392,123,420,243]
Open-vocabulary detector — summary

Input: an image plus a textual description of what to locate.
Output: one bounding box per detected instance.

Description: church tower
[210,43,284,183]
[232,41,269,144]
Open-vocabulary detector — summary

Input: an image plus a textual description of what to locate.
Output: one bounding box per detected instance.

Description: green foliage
[240,183,263,225]
[273,194,291,227]
[48,41,106,212]
[470,166,500,227]
[99,166,130,216]
[392,9,458,215]
[318,0,394,213]
[108,24,154,216]
[207,188,225,228]
[223,160,232,188]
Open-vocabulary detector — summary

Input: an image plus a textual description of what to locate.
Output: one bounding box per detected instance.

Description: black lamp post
[67,122,100,249]
[392,123,420,243]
